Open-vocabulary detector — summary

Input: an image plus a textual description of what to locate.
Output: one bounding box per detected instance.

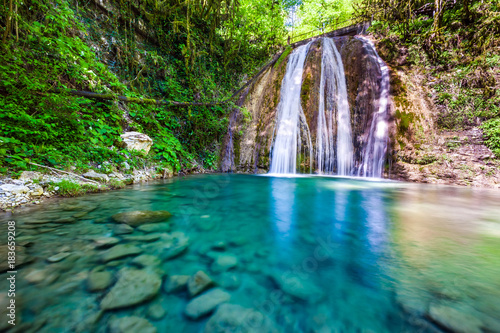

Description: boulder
[109,316,157,333]
[185,288,231,319]
[83,171,109,182]
[30,185,44,196]
[100,244,142,263]
[188,271,214,297]
[120,132,153,155]
[111,210,172,227]
[101,269,161,310]
[204,304,279,333]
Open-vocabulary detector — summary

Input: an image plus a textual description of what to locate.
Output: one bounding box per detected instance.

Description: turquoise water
[1,174,500,332]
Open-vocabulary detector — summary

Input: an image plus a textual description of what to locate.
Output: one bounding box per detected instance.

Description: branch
[27,162,100,185]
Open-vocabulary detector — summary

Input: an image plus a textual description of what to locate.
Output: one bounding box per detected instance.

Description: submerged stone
[108,316,157,333]
[188,271,214,297]
[87,270,113,292]
[113,224,134,235]
[111,210,172,227]
[131,254,162,268]
[138,222,171,233]
[147,302,167,320]
[93,237,120,248]
[204,304,279,333]
[160,232,190,260]
[429,302,483,333]
[270,273,324,303]
[164,275,190,293]
[46,252,71,263]
[101,269,161,310]
[217,273,241,290]
[123,234,162,242]
[211,254,238,273]
[100,244,142,263]
[185,288,231,319]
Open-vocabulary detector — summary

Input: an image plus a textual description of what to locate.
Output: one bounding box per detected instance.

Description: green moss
[275,46,292,69]
[395,109,415,133]
[301,73,312,107]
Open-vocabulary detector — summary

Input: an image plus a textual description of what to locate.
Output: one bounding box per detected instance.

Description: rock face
[121,131,153,155]
[185,288,231,319]
[111,210,172,227]
[101,269,161,310]
[204,304,278,333]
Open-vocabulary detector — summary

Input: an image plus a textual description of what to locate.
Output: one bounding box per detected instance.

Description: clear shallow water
[1,174,500,332]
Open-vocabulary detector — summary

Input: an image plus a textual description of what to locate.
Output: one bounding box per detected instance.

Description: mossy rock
[111,210,172,227]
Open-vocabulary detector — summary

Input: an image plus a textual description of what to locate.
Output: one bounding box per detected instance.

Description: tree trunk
[433,0,444,33]
[2,0,13,44]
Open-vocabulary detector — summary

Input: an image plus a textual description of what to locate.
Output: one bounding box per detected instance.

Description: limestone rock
[19,171,42,181]
[185,288,231,319]
[111,210,172,227]
[164,275,190,293]
[120,132,153,155]
[101,269,161,310]
[188,271,214,297]
[100,244,142,263]
[204,304,279,333]
[83,171,109,182]
[109,316,157,333]
[87,270,113,292]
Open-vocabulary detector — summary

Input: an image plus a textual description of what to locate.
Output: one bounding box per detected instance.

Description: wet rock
[138,222,171,233]
[164,275,190,293]
[147,302,167,320]
[131,255,162,268]
[218,273,241,290]
[270,273,324,303]
[113,224,134,235]
[93,237,120,248]
[111,210,172,227]
[188,271,214,297]
[100,244,143,262]
[429,302,483,333]
[73,211,88,219]
[54,216,77,224]
[123,234,161,242]
[108,316,157,333]
[204,304,279,333]
[25,268,59,285]
[211,254,238,273]
[83,171,109,182]
[120,132,153,155]
[160,232,190,260]
[185,288,231,320]
[101,269,161,310]
[87,270,113,292]
[47,252,71,263]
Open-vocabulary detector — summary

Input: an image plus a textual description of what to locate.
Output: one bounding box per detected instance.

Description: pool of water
[1,174,500,332]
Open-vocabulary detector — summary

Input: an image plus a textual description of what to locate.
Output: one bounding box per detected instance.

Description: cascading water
[269,42,313,174]
[356,36,390,178]
[317,37,353,175]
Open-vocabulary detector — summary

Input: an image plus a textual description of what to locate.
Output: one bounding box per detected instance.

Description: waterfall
[317,37,353,175]
[356,37,390,178]
[269,42,312,174]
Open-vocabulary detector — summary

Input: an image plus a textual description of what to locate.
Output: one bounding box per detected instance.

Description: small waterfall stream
[317,37,353,175]
[269,42,313,174]
[356,37,390,178]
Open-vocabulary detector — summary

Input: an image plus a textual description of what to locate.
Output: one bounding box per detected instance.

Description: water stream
[269,42,313,175]
[1,175,500,332]
[317,37,353,175]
